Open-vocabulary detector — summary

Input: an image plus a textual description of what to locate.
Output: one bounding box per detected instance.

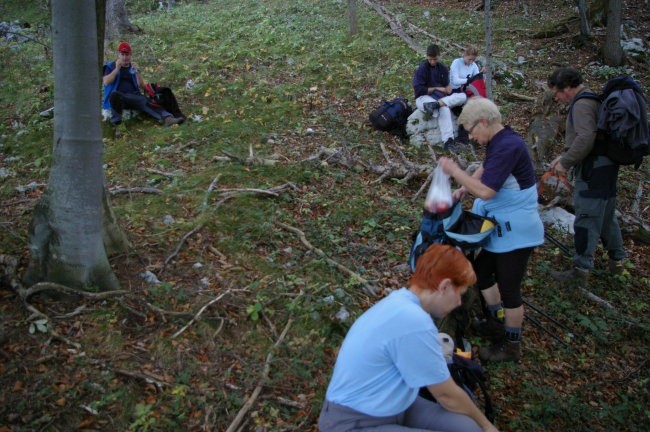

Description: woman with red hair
[319,244,498,432]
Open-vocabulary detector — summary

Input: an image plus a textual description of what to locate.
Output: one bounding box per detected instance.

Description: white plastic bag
[424,165,452,213]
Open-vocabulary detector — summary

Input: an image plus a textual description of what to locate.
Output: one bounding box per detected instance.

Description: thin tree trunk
[484,0,493,100]
[348,0,358,35]
[577,0,591,40]
[603,0,625,66]
[25,0,119,291]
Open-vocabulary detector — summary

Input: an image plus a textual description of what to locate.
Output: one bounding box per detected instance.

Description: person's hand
[444,84,452,94]
[452,187,466,202]
[553,162,567,177]
[550,156,567,176]
[130,62,139,73]
[115,57,124,68]
[438,157,458,176]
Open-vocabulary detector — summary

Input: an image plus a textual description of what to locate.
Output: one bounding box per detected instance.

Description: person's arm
[450,59,467,88]
[131,61,145,90]
[427,378,498,432]
[559,99,599,169]
[102,60,120,86]
[439,158,496,200]
[451,164,483,201]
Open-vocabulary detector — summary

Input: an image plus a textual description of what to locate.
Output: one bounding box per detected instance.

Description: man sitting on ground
[102,42,183,127]
[413,44,467,152]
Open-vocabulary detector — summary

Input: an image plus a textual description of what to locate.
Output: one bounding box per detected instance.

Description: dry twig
[225,318,294,432]
[277,222,378,296]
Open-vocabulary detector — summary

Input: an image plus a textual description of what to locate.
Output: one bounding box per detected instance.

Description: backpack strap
[568,91,601,125]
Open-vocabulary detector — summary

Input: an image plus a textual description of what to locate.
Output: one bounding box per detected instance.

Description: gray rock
[406,109,458,148]
[139,271,161,285]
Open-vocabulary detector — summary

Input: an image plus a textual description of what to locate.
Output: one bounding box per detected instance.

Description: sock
[487,303,505,323]
[505,326,521,343]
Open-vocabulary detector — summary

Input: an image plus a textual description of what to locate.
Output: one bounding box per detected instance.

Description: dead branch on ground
[213,143,278,166]
[162,182,297,270]
[109,186,163,195]
[277,222,378,296]
[226,318,294,432]
[172,289,234,338]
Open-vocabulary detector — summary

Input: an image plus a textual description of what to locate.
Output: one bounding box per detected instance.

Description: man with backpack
[547,68,627,282]
[102,42,183,127]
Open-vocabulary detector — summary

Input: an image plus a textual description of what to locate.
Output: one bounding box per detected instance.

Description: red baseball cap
[118,42,131,54]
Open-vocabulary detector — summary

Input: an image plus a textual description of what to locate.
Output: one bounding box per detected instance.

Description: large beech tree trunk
[25,0,119,290]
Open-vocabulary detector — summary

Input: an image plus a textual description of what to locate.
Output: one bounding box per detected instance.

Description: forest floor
[0,0,649,431]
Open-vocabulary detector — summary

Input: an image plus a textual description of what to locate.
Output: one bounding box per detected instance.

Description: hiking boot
[607,259,625,275]
[550,267,588,283]
[443,137,462,153]
[163,116,183,126]
[110,115,122,126]
[471,318,505,342]
[423,101,440,117]
[478,340,521,363]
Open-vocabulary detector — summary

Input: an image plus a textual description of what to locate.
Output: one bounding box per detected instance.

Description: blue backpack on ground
[408,202,497,271]
[570,76,649,169]
[369,97,413,139]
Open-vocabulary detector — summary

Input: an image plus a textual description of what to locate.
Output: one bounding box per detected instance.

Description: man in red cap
[102,42,182,126]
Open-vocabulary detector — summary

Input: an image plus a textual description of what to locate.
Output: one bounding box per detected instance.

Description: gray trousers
[572,156,626,269]
[318,397,482,432]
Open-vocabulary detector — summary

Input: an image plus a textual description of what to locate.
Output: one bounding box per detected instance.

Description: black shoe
[423,101,440,117]
[443,137,462,153]
[110,115,122,126]
[163,116,183,126]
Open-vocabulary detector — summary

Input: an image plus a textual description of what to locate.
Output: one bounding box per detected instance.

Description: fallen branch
[213,144,278,166]
[277,222,378,296]
[225,318,294,432]
[172,289,233,338]
[163,182,297,270]
[362,0,424,54]
[109,186,163,195]
[111,367,170,391]
[504,92,537,102]
[145,168,182,179]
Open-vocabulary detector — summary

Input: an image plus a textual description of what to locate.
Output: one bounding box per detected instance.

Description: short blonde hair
[464,45,479,57]
[458,97,502,129]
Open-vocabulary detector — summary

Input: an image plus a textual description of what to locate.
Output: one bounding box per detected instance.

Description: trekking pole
[522,298,577,337]
[544,231,573,258]
[524,313,570,347]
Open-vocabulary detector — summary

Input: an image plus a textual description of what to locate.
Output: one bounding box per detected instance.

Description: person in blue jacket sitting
[319,244,499,432]
[439,97,544,363]
[102,42,182,126]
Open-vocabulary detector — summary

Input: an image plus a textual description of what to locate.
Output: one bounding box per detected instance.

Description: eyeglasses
[467,120,481,135]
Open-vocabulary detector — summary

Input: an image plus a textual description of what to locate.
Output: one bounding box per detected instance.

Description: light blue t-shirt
[325,288,450,417]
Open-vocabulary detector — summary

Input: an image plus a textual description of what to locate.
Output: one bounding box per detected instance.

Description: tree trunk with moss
[24,0,120,291]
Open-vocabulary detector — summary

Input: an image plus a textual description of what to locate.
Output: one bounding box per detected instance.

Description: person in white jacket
[450,45,482,92]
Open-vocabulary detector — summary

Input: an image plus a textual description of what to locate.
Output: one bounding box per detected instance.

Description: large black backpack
[369,97,413,139]
[569,76,649,169]
[419,353,495,422]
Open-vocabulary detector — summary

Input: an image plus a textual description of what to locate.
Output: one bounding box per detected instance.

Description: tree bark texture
[484,0,493,99]
[348,0,358,35]
[603,0,625,66]
[105,0,141,40]
[25,0,119,291]
[577,0,591,39]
